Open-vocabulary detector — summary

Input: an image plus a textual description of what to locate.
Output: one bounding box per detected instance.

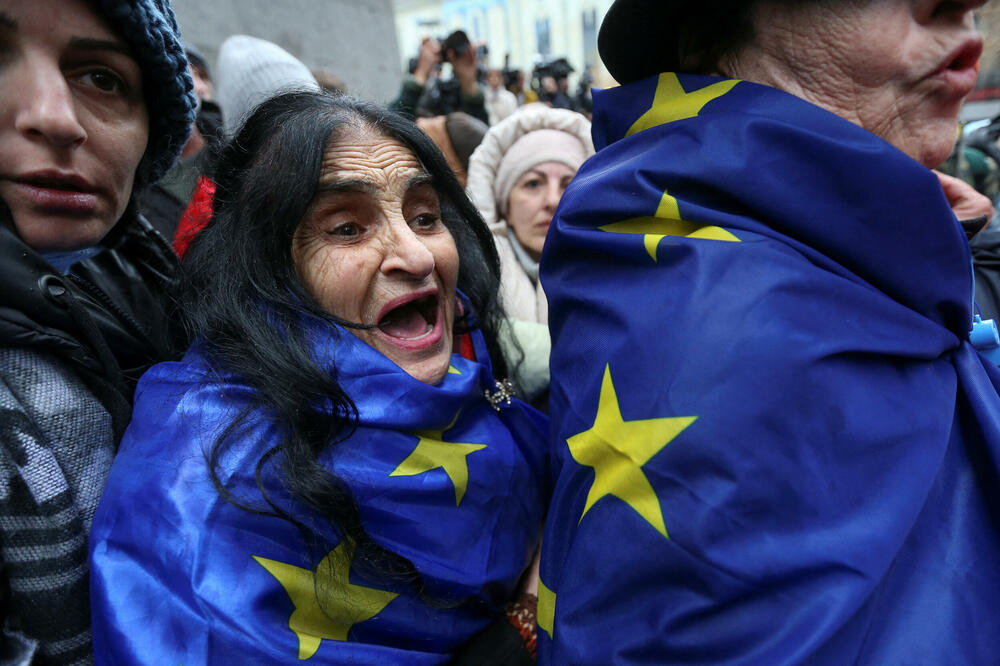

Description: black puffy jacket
[0,207,179,664]
[0,208,179,428]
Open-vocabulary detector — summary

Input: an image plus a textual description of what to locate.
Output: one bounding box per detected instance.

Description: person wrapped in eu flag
[538,1,1000,664]
[88,91,547,664]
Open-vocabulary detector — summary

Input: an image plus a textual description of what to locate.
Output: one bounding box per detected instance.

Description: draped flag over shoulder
[89,319,547,665]
[538,73,1000,664]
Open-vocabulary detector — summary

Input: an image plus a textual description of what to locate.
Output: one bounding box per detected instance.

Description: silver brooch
[485,379,516,412]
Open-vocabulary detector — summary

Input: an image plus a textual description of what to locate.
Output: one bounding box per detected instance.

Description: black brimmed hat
[599,0,679,84]
[599,0,750,85]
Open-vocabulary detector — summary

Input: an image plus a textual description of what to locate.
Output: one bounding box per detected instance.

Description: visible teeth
[395,322,434,340]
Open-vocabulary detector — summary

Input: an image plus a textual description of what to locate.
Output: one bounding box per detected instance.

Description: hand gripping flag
[90,317,547,664]
[538,73,1000,665]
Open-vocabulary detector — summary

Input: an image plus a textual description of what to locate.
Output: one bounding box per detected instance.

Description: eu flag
[90,318,547,664]
[538,73,1000,664]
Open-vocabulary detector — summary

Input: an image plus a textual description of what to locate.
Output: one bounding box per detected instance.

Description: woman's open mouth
[375,293,443,349]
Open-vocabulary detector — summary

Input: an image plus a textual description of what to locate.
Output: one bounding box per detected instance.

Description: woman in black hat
[539,1,1000,664]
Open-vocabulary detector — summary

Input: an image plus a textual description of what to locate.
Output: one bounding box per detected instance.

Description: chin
[906,119,961,169]
[917,143,956,170]
[401,357,452,386]
[14,218,112,252]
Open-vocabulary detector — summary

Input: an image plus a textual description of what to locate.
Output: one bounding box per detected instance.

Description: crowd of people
[2,0,1000,664]
[392,30,594,127]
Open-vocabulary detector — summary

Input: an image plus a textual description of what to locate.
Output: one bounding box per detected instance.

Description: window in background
[535,17,550,58]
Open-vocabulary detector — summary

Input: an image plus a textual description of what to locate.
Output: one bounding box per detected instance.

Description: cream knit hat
[493,129,590,217]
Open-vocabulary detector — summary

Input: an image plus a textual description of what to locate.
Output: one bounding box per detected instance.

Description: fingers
[934,169,994,225]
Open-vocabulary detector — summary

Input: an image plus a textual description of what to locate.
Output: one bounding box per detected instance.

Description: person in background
[90,90,545,665]
[416,111,489,187]
[390,31,488,125]
[0,0,195,661]
[507,69,528,106]
[183,44,223,148]
[466,105,593,403]
[538,0,1000,663]
[139,44,222,242]
[485,67,518,126]
[538,58,577,111]
[313,68,347,94]
[214,34,320,137]
[184,44,214,101]
[171,34,319,257]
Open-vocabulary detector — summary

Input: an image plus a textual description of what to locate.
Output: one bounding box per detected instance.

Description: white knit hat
[216,35,320,135]
[494,129,590,217]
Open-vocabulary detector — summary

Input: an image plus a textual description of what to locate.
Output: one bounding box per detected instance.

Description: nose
[380,220,436,279]
[544,180,563,212]
[13,58,88,148]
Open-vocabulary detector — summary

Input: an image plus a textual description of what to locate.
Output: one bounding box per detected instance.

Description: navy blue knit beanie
[88,0,197,186]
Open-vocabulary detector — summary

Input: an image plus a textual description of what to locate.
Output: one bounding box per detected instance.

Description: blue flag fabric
[537,73,1000,664]
[89,317,547,664]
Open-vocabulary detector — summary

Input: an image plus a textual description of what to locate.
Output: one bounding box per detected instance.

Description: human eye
[411,213,443,231]
[327,221,362,238]
[76,68,129,95]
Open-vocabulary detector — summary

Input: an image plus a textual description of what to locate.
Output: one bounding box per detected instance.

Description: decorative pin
[485,379,516,412]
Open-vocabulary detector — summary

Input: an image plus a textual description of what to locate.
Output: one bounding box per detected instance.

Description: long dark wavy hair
[180,90,509,596]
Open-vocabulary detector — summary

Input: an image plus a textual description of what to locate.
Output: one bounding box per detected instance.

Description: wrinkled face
[732,0,984,168]
[0,0,149,251]
[292,127,460,386]
[506,161,575,261]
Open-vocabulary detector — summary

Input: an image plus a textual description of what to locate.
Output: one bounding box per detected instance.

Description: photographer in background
[389,30,488,124]
[533,57,576,111]
[503,64,529,105]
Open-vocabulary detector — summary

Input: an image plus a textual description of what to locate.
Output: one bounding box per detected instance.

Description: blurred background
[171,1,1000,114]
[171,0,616,105]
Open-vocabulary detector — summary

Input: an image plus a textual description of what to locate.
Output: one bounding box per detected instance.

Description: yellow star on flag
[390,413,486,506]
[253,542,399,660]
[567,365,697,538]
[601,190,740,261]
[626,72,739,137]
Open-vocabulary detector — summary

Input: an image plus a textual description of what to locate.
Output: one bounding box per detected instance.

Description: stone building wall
[170,0,403,104]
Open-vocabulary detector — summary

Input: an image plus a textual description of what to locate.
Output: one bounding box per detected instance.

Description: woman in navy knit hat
[0,0,195,662]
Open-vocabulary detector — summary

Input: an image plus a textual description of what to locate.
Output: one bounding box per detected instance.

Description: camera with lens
[415,30,476,117]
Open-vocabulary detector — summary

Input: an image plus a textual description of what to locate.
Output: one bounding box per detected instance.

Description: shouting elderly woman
[88,91,546,664]
[538,1,1000,664]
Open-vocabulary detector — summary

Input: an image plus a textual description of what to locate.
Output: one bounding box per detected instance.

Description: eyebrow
[67,36,135,59]
[315,171,436,198]
[0,12,16,30]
